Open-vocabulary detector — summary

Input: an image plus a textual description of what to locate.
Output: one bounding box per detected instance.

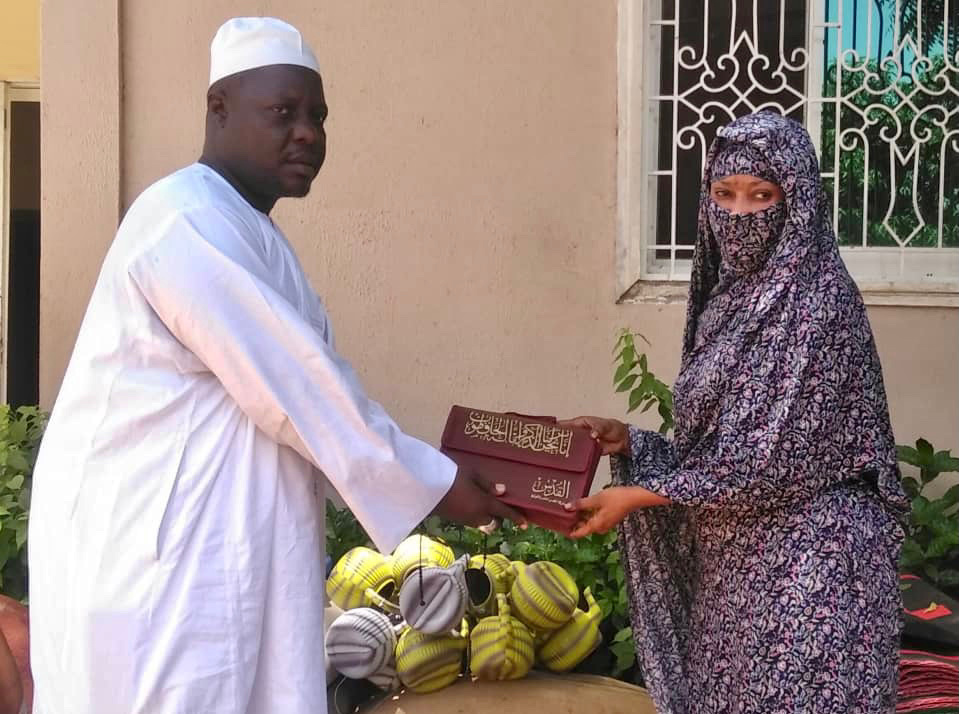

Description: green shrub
[613,330,673,434]
[0,406,47,601]
[898,438,959,595]
[325,498,372,564]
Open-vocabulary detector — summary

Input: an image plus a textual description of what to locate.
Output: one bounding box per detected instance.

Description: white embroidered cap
[209,17,320,86]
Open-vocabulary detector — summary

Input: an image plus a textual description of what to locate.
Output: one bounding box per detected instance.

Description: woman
[564,112,908,714]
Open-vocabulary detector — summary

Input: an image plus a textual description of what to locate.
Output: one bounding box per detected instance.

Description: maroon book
[440,406,602,534]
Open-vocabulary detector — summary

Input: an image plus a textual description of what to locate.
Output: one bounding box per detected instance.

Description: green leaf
[901,477,921,499]
[911,495,931,523]
[613,335,628,356]
[610,639,636,675]
[627,389,645,413]
[921,467,939,485]
[13,521,26,550]
[5,475,23,491]
[937,569,959,587]
[900,538,925,570]
[917,438,934,462]
[902,476,921,500]
[897,447,922,468]
[941,484,959,509]
[615,374,639,393]
[637,372,653,395]
[613,361,637,385]
[5,452,28,475]
[6,422,26,445]
[914,497,947,527]
[933,451,959,475]
[613,626,633,643]
[926,533,958,559]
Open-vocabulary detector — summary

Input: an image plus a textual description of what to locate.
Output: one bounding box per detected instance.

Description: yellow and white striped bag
[508,560,579,631]
[391,535,454,588]
[395,618,469,693]
[536,587,603,672]
[326,547,396,611]
[469,593,535,681]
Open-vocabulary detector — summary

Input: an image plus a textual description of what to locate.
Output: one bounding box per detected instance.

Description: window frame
[616,0,959,307]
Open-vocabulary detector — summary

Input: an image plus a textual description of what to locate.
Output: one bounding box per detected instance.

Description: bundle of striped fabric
[897,650,958,713]
[324,535,604,696]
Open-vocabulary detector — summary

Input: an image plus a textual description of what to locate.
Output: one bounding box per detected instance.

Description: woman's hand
[558,416,630,456]
[564,486,671,538]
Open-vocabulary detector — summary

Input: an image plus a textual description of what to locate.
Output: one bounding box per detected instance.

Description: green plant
[613,330,674,434]
[897,438,959,595]
[0,405,47,601]
[325,499,371,564]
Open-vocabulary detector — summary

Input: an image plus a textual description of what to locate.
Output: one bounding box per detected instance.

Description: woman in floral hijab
[564,112,908,713]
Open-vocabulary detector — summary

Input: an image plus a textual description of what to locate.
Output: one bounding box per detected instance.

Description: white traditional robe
[28,163,456,714]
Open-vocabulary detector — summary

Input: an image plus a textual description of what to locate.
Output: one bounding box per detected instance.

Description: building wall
[41,1,958,490]
[0,0,40,80]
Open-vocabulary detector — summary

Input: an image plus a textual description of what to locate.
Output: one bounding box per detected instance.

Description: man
[28,17,522,714]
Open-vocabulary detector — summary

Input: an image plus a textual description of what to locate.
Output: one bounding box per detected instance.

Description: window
[618,0,959,305]
[1,82,42,405]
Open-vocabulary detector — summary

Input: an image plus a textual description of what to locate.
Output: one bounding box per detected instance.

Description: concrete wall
[0,0,40,80]
[41,2,958,488]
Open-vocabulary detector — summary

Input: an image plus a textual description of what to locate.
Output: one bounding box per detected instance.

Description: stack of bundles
[325,535,604,695]
[897,576,959,714]
[897,650,958,713]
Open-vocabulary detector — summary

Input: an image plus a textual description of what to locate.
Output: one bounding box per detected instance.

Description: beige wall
[40,0,121,402]
[0,0,40,80]
[42,2,958,486]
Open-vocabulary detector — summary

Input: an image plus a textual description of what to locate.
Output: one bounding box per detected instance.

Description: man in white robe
[28,17,522,714]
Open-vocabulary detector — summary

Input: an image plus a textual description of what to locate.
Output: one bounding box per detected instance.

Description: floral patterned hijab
[637,111,908,516]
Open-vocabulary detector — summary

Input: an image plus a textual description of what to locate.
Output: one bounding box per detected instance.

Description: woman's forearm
[624,485,671,510]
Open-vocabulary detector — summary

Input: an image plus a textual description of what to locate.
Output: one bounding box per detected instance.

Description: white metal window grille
[618,0,959,302]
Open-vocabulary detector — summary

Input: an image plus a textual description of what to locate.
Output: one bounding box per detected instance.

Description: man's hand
[433,468,527,530]
[558,416,630,456]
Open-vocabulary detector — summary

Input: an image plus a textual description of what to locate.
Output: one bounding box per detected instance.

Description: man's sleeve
[127,208,456,553]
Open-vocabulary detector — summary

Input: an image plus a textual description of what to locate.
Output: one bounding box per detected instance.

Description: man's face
[215,64,328,205]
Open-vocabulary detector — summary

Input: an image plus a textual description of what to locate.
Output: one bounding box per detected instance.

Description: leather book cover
[440,405,601,534]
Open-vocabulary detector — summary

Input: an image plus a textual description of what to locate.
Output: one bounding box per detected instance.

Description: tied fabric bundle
[325,608,399,680]
[325,537,604,695]
[897,650,959,713]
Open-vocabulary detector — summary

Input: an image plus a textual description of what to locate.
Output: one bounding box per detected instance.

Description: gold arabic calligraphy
[530,477,571,506]
[464,411,573,458]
